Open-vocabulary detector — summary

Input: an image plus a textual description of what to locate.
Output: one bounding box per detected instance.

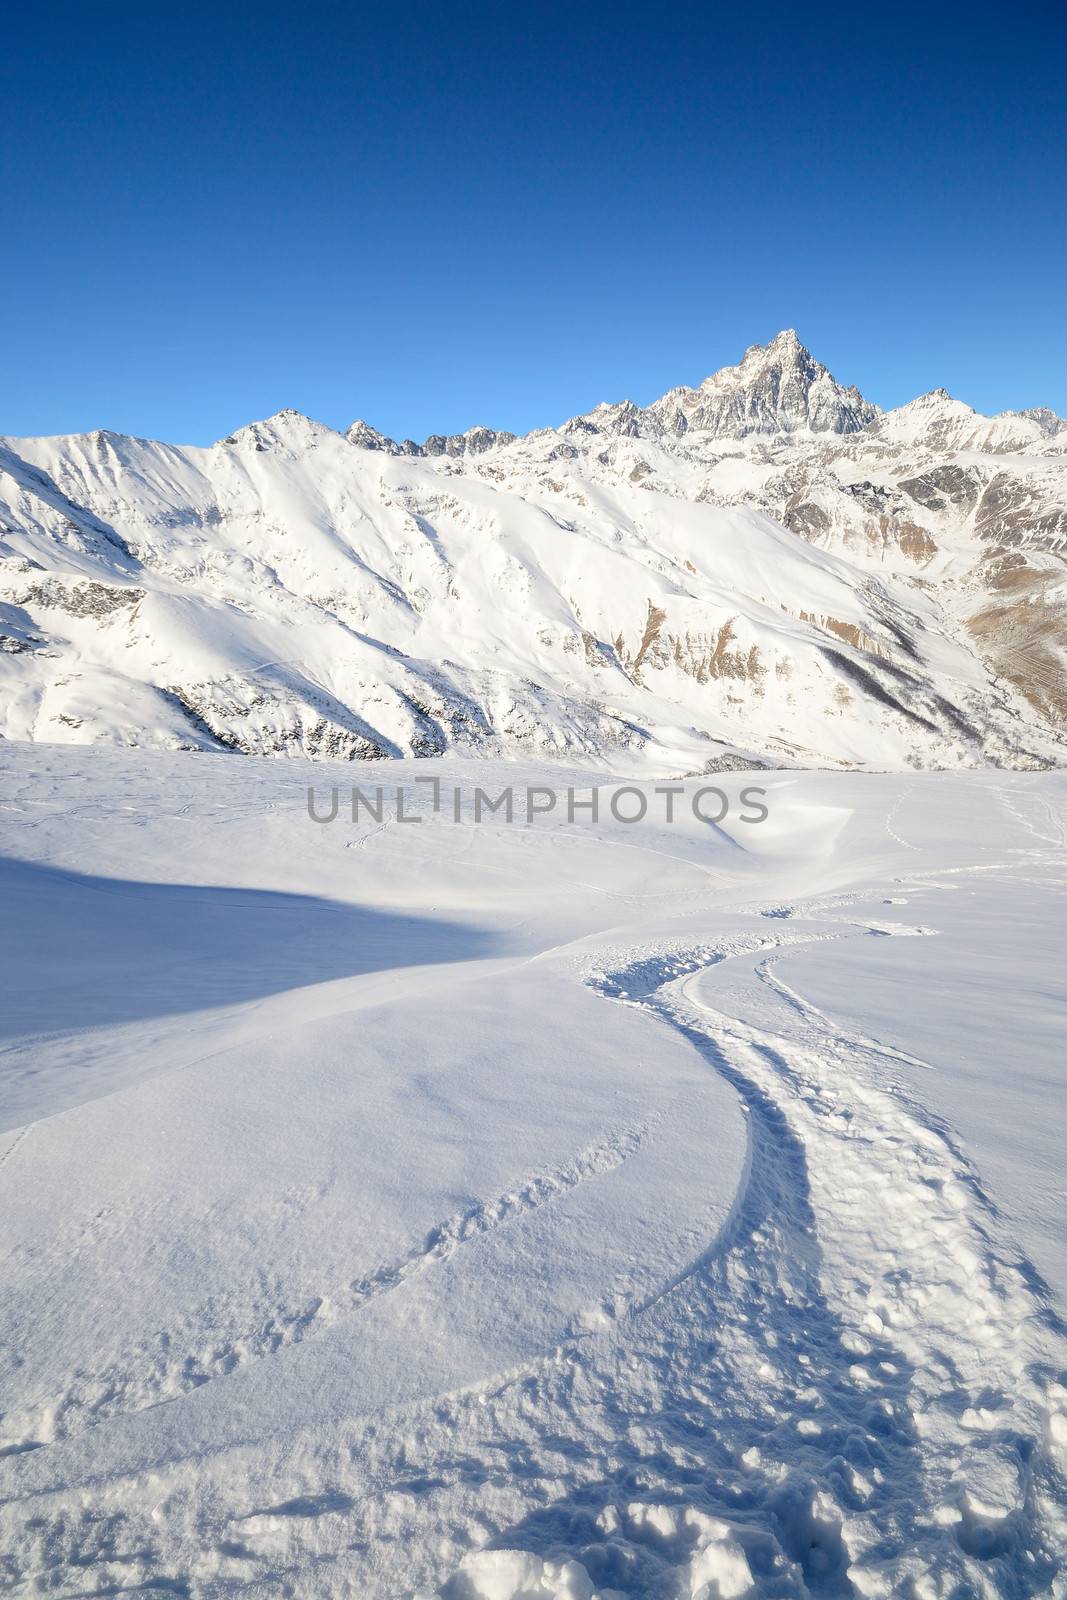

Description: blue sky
[2,0,1065,443]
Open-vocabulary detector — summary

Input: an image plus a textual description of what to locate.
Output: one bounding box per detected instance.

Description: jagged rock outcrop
[565,330,881,442]
[346,420,516,457]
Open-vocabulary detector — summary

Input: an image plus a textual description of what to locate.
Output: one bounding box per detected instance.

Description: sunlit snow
[1,746,1064,1596]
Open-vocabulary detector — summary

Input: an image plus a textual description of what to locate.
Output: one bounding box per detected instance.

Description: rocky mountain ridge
[1,333,1065,771]
[345,329,1067,457]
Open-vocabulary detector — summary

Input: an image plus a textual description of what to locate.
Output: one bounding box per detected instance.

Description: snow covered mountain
[2,332,1065,771]
[871,387,1067,454]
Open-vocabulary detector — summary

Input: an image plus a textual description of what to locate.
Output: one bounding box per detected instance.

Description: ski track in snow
[992,782,1067,853]
[3,874,1064,1599]
[0,1123,654,1458]
[438,910,1067,1598]
[881,785,920,853]
[0,1124,33,1172]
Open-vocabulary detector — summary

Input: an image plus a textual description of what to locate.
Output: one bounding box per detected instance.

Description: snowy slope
[1,333,1065,772]
[0,745,1064,1597]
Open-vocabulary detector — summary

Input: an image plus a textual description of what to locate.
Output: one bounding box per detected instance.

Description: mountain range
[2,330,1065,771]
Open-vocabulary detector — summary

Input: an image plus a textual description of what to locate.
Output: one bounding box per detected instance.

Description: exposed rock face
[1,333,1065,771]
[419,426,517,457]
[564,330,881,442]
[345,419,400,453]
[346,421,516,457]
[658,329,880,438]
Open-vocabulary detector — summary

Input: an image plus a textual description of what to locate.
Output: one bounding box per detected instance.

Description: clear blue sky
[2,0,1065,443]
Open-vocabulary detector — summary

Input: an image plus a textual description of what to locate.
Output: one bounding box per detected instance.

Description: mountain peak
[347,418,401,454]
[765,327,806,356]
[644,333,879,440]
[219,410,335,452]
[560,332,878,444]
[902,388,960,409]
[875,386,1067,451]
[702,329,815,390]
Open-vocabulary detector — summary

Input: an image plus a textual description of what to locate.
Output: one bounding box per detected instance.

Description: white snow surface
[0,743,1065,1598]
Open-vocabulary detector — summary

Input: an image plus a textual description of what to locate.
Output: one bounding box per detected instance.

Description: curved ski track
[2,873,1066,1598]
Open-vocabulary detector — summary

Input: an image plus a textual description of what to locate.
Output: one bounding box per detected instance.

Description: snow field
[0,748,1064,1595]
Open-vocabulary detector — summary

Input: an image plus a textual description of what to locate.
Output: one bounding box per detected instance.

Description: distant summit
[345,333,883,454]
[338,333,1067,459]
[561,331,881,443]
[680,329,881,438]
[343,333,1067,458]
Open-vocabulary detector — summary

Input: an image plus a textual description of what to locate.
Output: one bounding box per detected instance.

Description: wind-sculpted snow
[2,332,1065,771]
[0,746,1065,1595]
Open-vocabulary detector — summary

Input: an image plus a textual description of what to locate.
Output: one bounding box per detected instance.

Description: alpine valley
[3,329,1066,773]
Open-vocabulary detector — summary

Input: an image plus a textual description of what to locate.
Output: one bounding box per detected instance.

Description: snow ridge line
[0,1121,654,1456]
